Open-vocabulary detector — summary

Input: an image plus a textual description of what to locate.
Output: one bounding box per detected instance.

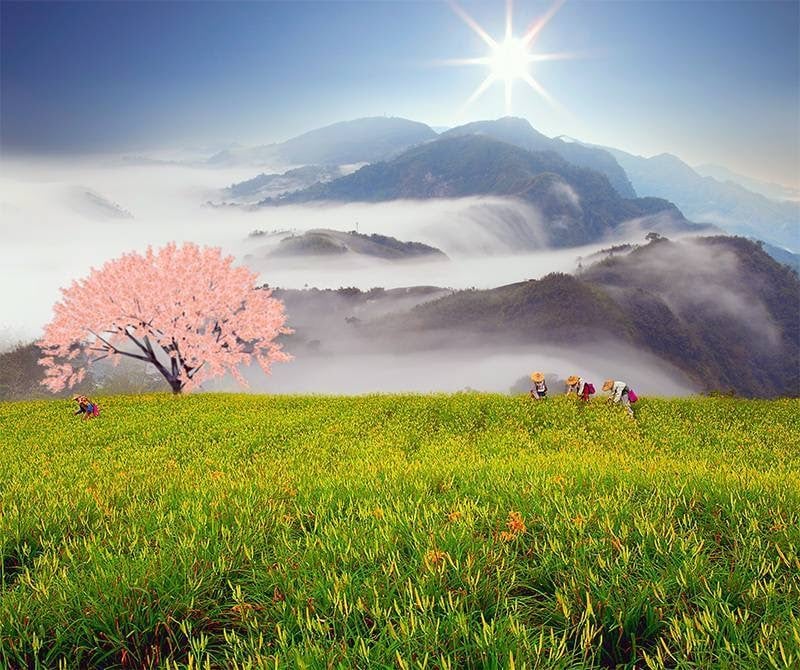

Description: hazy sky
[2,0,798,186]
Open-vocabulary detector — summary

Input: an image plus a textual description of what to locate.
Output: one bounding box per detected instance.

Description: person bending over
[566,375,595,402]
[530,372,548,400]
[73,395,100,419]
[602,379,635,417]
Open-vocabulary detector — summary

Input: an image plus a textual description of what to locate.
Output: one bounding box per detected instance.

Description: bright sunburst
[443,0,576,115]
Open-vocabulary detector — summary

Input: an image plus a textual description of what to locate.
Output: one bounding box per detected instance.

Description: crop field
[1,394,799,669]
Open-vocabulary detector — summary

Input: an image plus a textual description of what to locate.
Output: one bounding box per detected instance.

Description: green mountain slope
[442,116,636,198]
[381,236,799,397]
[274,135,700,247]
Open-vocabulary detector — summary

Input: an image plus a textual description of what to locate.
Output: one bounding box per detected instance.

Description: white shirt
[611,380,628,402]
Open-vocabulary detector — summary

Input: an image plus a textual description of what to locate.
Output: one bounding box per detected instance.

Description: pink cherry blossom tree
[37,243,292,394]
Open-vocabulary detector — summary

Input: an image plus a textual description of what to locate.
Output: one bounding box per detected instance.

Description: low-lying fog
[0,156,656,338]
[1,155,700,397]
[206,343,697,396]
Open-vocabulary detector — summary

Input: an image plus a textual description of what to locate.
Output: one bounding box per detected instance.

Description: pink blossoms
[37,243,292,394]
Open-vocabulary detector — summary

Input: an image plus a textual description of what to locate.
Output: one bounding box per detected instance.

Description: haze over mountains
[264,229,447,261]
[601,146,799,251]
[219,115,797,254]
[208,117,437,168]
[260,132,702,248]
[694,163,800,203]
[2,113,798,399]
[269,236,799,398]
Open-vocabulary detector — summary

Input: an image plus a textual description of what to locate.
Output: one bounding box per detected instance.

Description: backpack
[627,388,638,403]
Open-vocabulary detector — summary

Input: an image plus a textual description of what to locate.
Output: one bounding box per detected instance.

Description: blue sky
[2,1,798,186]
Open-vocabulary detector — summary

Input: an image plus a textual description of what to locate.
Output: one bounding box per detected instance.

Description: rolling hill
[376,236,799,397]
[268,229,447,260]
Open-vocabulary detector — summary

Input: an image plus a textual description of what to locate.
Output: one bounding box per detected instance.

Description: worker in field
[530,372,548,399]
[73,395,100,419]
[565,375,595,401]
[603,379,637,417]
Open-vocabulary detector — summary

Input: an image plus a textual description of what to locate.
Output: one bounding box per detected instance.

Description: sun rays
[443,0,576,115]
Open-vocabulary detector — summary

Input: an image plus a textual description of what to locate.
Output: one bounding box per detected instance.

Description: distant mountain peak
[442,118,636,198]
[269,132,697,248]
[208,116,437,168]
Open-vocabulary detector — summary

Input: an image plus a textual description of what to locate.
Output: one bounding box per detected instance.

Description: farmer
[73,395,99,419]
[530,372,548,399]
[603,379,635,417]
[565,375,595,401]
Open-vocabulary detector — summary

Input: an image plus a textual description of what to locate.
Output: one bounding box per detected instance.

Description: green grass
[1,393,799,669]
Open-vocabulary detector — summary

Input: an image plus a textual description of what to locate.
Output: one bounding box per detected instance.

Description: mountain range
[268,133,702,247]
[694,163,800,203]
[600,147,799,252]
[217,115,797,255]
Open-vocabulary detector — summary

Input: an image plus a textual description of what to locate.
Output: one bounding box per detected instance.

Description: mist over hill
[601,147,800,252]
[262,236,797,398]
[265,229,447,260]
[222,165,347,204]
[694,163,800,203]
[2,114,797,400]
[208,117,437,168]
[270,134,703,248]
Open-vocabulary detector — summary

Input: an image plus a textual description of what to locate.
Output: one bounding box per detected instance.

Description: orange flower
[425,549,447,567]
[506,511,526,535]
[446,510,462,523]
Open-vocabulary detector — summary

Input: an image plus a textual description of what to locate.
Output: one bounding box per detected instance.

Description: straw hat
[566,375,579,386]
[602,379,614,392]
[530,372,545,383]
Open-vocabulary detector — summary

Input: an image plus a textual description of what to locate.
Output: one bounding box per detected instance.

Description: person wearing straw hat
[73,395,99,419]
[529,372,548,400]
[565,375,595,402]
[602,379,634,417]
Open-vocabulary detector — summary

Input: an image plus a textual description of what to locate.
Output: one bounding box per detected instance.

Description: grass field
[1,394,799,669]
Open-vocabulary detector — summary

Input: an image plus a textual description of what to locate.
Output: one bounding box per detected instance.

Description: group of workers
[72,376,636,421]
[529,372,637,417]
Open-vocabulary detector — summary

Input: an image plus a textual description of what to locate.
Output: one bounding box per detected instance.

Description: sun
[489,38,529,81]
[442,0,576,115]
